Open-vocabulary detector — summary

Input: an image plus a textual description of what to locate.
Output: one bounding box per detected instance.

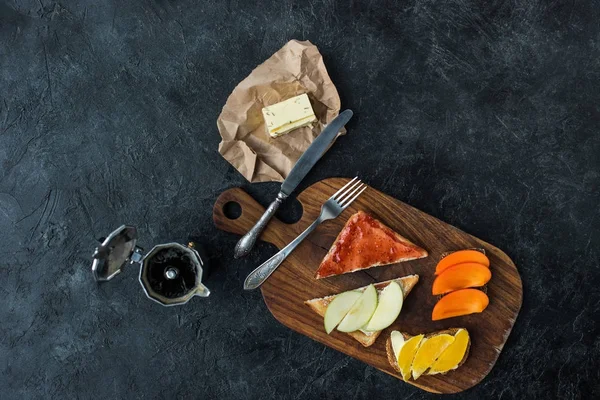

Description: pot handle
[194,283,211,298]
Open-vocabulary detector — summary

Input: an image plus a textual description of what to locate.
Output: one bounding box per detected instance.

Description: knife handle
[234,192,288,258]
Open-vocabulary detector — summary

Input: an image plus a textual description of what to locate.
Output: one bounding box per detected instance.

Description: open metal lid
[92,225,142,281]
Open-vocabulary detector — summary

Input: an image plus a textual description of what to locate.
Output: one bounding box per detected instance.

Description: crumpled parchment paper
[217,40,343,182]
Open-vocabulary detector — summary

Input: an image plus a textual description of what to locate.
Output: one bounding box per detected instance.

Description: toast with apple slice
[315,211,428,279]
[385,328,471,380]
[305,275,419,347]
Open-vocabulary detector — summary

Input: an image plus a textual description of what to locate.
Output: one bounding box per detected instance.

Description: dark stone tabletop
[1,1,598,399]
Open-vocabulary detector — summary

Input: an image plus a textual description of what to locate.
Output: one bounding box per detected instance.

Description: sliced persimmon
[432,263,492,295]
[435,250,489,275]
[432,289,489,321]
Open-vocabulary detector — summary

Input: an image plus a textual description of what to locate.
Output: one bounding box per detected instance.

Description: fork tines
[331,177,367,209]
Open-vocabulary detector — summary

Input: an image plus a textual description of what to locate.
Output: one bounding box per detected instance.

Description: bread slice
[385,328,471,378]
[304,275,419,347]
[315,211,428,279]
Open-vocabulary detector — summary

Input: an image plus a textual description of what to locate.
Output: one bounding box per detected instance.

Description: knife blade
[280,109,353,195]
[234,109,353,258]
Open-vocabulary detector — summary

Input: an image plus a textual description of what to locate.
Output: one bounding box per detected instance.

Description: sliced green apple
[390,330,406,359]
[337,284,378,332]
[324,291,362,334]
[363,281,404,331]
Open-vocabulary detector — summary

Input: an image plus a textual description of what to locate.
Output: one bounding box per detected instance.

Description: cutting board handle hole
[276,197,303,224]
[222,201,242,220]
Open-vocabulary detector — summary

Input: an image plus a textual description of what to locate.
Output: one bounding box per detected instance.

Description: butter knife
[234,109,353,258]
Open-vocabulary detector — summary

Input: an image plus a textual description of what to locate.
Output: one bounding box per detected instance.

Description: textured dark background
[1,0,599,399]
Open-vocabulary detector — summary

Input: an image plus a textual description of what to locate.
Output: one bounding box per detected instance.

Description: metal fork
[243,177,367,290]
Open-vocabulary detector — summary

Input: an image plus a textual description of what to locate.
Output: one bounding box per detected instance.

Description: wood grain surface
[213,178,523,394]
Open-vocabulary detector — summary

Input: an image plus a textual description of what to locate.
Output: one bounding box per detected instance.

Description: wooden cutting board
[213,178,522,394]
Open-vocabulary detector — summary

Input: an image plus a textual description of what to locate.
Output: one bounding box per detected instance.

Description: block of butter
[262,93,317,138]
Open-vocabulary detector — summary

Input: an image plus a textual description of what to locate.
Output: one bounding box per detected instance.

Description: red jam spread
[316,212,424,279]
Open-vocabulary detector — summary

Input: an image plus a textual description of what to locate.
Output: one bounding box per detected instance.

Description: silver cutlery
[243,177,367,290]
[234,110,354,259]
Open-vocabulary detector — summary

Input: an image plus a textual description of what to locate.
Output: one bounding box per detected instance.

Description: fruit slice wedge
[363,281,404,331]
[428,329,470,375]
[323,291,362,334]
[411,334,455,380]
[337,284,378,332]
[432,288,490,321]
[390,331,405,358]
[396,334,424,381]
[435,250,489,275]
[432,263,492,295]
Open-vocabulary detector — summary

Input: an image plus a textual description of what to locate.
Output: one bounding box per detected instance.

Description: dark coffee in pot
[146,247,197,299]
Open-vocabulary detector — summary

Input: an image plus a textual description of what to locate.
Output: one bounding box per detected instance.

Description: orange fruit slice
[429,329,470,374]
[432,289,490,321]
[411,334,455,380]
[432,263,492,295]
[397,334,424,381]
[435,250,489,275]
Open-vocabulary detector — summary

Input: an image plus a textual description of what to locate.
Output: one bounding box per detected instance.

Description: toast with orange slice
[385,328,471,380]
